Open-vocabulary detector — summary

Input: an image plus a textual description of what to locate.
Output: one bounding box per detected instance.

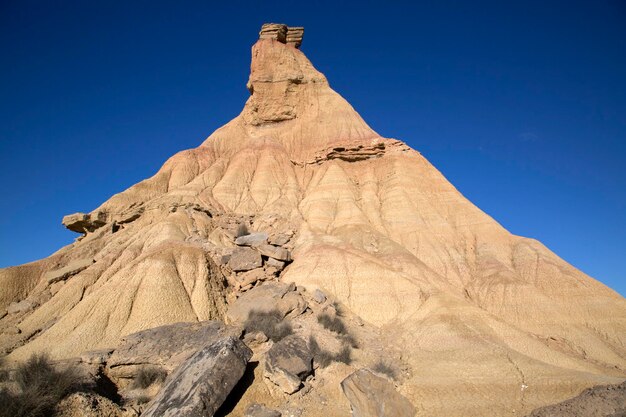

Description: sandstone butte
[1,23,625,417]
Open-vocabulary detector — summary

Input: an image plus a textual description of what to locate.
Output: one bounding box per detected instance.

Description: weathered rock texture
[141,336,252,417]
[1,22,625,417]
[106,321,240,380]
[341,369,416,417]
[264,335,312,394]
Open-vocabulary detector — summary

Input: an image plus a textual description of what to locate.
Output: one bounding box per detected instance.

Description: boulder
[341,369,416,417]
[229,247,263,271]
[264,335,312,394]
[227,282,307,324]
[237,268,267,287]
[266,257,285,270]
[235,232,269,247]
[107,321,240,379]
[245,403,282,417]
[62,211,108,233]
[312,289,327,304]
[43,258,94,284]
[142,337,252,417]
[257,244,291,262]
[268,233,291,246]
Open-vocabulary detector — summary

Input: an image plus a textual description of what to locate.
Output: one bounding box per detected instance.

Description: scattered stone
[229,247,263,272]
[266,257,286,270]
[107,321,240,379]
[237,268,267,287]
[341,369,416,417]
[7,299,36,314]
[264,335,312,394]
[257,244,291,262]
[243,330,269,346]
[245,403,282,417]
[312,289,327,304]
[269,233,291,246]
[217,253,232,265]
[44,258,94,284]
[235,232,269,247]
[142,337,252,417]
[227,282,307,323]
[62,211,108,233]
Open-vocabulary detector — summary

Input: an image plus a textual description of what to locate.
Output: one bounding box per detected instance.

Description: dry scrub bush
[130,366,167,389]
[244,310,293,342]
[308,336,352,368]
[0,353,90,417]
[371,360,398,380]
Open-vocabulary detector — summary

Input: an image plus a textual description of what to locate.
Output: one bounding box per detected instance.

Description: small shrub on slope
[244,309,293,342]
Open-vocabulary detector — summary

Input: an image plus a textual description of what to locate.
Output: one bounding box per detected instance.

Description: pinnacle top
[259,23,304,48]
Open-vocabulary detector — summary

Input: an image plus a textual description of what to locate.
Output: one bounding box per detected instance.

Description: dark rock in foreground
[107,321,240,380]
[264,335,312,394]
[141,336,252,417]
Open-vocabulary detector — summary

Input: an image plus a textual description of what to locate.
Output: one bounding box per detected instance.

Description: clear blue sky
[1,1,624,296]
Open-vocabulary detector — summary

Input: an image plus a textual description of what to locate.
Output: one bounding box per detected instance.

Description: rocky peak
[259,23,304,48]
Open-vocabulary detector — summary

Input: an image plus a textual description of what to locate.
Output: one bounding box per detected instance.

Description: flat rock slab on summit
[142,336,252,417]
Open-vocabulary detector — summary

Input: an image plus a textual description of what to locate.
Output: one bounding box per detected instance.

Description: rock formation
[1,23,625,417]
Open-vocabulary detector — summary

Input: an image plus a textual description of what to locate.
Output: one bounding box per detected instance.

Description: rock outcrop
[141,336,252,417]
[62,211,108,233]
[259,23,304,48]
[106,321,240,381]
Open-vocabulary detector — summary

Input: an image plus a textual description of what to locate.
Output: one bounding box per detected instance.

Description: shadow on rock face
[214,361,259,417]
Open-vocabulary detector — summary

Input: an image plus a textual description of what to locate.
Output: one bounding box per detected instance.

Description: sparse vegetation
[0,353,91,417]
[317,313,347,335]
[371,360,398,380]
[235,223,249,238]
[244,309,293,342]
[308,336,353,368]
[335,345,352,365]
[130,366,167,390]
[317,312,358,348]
